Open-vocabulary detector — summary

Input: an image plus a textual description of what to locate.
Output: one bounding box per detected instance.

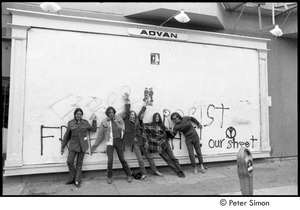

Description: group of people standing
[61,94,206,188]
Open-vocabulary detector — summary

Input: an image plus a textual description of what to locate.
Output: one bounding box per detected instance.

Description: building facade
[1,2,297,176]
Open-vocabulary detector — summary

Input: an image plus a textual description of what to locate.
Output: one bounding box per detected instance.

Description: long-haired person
[61,108,97,188]
[140,106,185,178]
[122,95,163,180]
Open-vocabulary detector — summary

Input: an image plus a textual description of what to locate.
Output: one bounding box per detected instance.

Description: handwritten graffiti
[107,92,117,106]
[40,124,101,156]
[162,108,180,149]
[204,104,230,128]
[188,106,203,141]
[226,126,236,141]
[45,85,258,154]
[40,125,60,155]
[208,127,258,149]
[122,86,131,96]
[175,109,184,117]
[160,103,231,150]
[208,138,258,149]
[86,97,103,113]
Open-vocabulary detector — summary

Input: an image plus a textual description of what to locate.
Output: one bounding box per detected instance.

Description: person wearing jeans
[140,107,185,178]
[159,140,183,175]
[171,112,207,174]
[91,106,132,184]
[122,94,163,179]
[106,138,131,179]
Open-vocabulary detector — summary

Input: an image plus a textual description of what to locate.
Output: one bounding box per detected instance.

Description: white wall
[22,28,261,165]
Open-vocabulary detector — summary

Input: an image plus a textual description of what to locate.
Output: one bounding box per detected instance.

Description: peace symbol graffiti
[226,126,236,140]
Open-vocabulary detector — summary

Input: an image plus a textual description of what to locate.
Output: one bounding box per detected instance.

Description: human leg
[106,145,114,179]
[66,150,77,183]
[140,146,161,175]
[114,139,132,181]
[186,139,197,168]
[159,151,178,173]
[159,143,183,176]
[164,142,184,174]
[133,142,147,177]
[194,139,206,173]
[75,151,85,184]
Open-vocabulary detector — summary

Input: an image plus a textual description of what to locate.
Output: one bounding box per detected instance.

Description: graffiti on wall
[40,87,259,156]
[208,126,258,149]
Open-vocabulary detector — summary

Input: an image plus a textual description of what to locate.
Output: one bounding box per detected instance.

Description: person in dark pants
[122,94,163,179]
[61,108,97,188]
[171,112,207,174]
[140,106,185,178]
[91,106,132,184]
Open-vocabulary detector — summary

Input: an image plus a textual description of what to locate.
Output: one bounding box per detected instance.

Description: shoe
[127,176,133,183]
[176,171,185,178]
[141,175,147,180]
[107,178,112,184]
[65,180,75,185]
[200,168,206,173]
[75,181,81,188]
[154,171,163,176]
[193,167,199,174]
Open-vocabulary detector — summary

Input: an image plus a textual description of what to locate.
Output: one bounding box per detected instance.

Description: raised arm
[87,119,97,132]
[120,93,131,119]
[124,103,131,119]
[138,105,147,126]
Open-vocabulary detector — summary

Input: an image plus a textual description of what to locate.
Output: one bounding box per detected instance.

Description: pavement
[2,157,298,196]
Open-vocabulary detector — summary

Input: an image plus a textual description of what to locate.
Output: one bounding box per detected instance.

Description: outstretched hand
[123,92,130,103]
[144,100,149,107]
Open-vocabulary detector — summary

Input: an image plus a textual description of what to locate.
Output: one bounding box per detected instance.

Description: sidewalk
[2,157,298,196]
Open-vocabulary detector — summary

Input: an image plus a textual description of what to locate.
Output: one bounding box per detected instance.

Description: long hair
[170,112,182,121]
[129,110,140,127]
[74,108,83,120]
[151,112,163,125]
[105,106,116,117]
[129,110,137,122]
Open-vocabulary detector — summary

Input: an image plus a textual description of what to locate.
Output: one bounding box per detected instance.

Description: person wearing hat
[170,112,207,174]
[61,108,97,188]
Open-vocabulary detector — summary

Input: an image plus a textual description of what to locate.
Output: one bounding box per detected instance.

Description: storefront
[4,8,271,176]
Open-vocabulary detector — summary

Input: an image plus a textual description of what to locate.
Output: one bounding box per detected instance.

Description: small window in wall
[2,77,9,128]
[150,53,160,65]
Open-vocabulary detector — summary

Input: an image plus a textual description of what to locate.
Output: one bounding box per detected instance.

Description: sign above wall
[128,28,189,41]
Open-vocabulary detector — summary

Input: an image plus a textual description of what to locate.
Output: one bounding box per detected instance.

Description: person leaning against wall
[171,112,207,174]
[91,106,133,184]
[122,93,163,180]
[140,105,186,178]
[61,108,97,188]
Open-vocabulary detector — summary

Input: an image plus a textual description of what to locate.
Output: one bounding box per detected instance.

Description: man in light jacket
[91,106,132,184]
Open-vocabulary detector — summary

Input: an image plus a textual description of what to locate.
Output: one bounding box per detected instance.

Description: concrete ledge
[4,156,295,184]
[3,151,271,176]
